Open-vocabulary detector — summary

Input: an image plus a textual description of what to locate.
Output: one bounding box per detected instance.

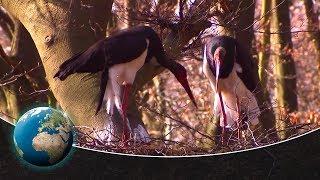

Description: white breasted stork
[202,36,260,143]
[54,26,197,141]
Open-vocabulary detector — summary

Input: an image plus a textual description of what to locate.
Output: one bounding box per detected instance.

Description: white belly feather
[203,57,260,128]
[104,39,149,115]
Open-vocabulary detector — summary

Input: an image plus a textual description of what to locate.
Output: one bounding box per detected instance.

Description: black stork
[202,36,260,142]
[54,26,197,141]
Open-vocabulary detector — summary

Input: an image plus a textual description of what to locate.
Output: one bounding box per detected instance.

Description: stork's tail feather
[54,52,84,80]
[95,69,109,115]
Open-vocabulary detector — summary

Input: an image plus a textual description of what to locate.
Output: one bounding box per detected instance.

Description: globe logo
[13,107,74,166]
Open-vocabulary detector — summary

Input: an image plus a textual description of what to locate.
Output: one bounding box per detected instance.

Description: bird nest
[73,120,317,156]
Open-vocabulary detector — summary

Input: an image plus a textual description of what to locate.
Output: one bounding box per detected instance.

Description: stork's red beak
[213,47,225,91]
[214,58,221,91]
[212,47,228,130]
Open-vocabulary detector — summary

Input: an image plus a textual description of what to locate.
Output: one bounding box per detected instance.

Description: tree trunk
[271,0,298,139]
[0,0,122,137]
[2,85,20,121]
[304,0,320,77]
[0,88,7,112]
[258,0,271,91]
[0,11,54,122]
[255,0,278,136]
[114,0,137,29]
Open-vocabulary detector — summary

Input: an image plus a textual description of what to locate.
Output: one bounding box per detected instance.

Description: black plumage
[205,35,257,92]
[54,26,196,115]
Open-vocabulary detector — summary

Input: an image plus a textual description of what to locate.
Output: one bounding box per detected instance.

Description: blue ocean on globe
[13,107,74,166]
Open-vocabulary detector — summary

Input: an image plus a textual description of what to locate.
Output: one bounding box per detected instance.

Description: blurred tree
[256,0,278,138]
[127,0,137,27]
[236,0,277,139]
[142,77,171,139]
[113,0,137,30]
[258,0,271,92]
[304,0,320,76]
[271,0,298,139]
[115,0,128,29]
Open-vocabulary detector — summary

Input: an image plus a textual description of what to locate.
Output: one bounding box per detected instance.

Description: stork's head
[212,46,226,78]
[206,36,237,79]
[203,36,237,92]
[212,47,236,77]
[213,47,226,64]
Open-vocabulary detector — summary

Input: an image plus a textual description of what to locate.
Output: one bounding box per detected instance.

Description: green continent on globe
[32,124,72,164]
[38,110,71,133]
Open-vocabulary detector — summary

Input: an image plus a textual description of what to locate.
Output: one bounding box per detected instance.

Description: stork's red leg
[218,92,227,144]
[120,84,132,142]
[235,95,240,140]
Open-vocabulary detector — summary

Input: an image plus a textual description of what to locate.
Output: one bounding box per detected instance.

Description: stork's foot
[118,116,132,146]
[217,92,228,145]
[221,127,224,145]
[220,115,227,145]
[216,126,231,147]
[221,127,230,146]
[119,131,132,147]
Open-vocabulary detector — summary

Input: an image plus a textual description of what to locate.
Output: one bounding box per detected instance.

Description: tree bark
[271,0,298,139]
[141,77,169,139]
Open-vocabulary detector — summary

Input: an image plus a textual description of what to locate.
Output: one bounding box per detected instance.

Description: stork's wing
[234,41,258,92]
[54,39,106,80]
[71,39,106,73]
